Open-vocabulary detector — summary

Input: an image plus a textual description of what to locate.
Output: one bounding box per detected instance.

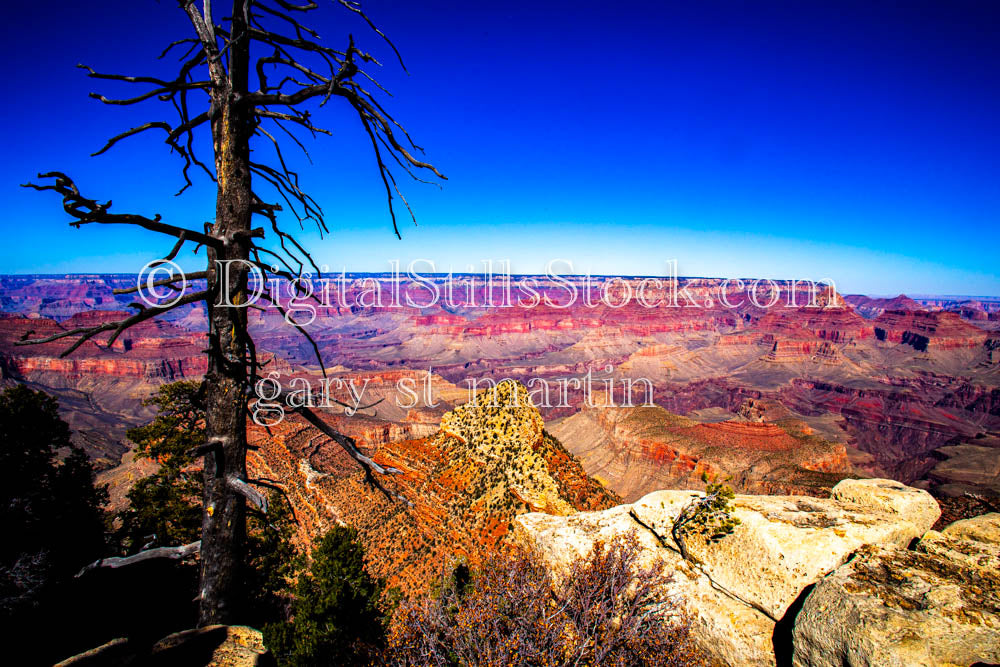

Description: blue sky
[3,0,999,295]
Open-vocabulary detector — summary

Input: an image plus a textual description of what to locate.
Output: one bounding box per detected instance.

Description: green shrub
[265,526,386,666]
[671,473,741,561]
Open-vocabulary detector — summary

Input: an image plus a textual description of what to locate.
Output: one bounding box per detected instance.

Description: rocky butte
[245,380,618,595]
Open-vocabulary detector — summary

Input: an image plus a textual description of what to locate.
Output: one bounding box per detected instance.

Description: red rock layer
[873,309,988,350]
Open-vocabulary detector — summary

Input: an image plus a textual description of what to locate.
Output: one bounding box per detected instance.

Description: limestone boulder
[830,478,940,533]
[792,528,1000,667]
[630,486,933,620]
[942,511,1000,545]
[513,506,779,667]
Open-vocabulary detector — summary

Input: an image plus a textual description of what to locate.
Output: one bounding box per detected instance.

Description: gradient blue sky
[3,0,999,295]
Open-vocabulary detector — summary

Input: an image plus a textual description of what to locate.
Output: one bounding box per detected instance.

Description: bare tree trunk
[19,0,443,626]
[199,0,253,626]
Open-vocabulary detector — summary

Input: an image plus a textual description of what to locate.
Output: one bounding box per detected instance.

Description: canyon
[3,274,996,665]
[1,274,997,505]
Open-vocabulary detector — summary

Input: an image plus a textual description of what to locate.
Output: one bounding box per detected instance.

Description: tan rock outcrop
[630,484,935,620]
[942,511,1000,545]
[791,517,1000,667]
[512,480,943,667]
[830,477,940,532]
[513,505,778,667]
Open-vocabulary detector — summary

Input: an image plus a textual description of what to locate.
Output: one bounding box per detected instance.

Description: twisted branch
[76,541,201,578]
[21,173,221,249]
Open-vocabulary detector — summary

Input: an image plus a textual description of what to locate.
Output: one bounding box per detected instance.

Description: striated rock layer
[3,275,999,497]
[550,403,853,501]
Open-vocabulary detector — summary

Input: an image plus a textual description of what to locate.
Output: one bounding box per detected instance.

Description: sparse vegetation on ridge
[671,473,741,562]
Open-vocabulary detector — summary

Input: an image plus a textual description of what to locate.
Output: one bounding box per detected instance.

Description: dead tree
[18,0,444,625]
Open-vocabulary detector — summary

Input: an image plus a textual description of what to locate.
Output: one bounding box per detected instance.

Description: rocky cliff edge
[513,478,999,666]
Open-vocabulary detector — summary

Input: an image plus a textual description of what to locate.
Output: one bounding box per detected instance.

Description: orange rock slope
[549,399,853,501]
[247,380,619,595]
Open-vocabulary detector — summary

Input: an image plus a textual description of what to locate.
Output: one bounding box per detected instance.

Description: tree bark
[198,0,253,626]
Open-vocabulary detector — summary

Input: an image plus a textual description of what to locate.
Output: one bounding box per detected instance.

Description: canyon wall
[2,275,998,499]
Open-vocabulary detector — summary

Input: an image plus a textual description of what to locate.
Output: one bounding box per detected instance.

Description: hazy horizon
[2,271,998,300]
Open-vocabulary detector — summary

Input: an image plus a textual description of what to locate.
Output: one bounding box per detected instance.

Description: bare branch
[91,121,174,156]
[256,108,331,136]
[253,2,320,40]
[153,232,191,267]
[246,478,299,523]
[85,81,211,106]
[159,37,201,60]
[336,0,407,71]
[76,541,201,578]
[21,173,221,249]
[228,476,269,513]
[112,271,209,295]
[273,0,319,11]
[15,289,210,357]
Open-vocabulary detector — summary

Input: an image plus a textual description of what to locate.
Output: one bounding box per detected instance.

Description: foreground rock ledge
[793,513,1000,667]
[512,478,950,667]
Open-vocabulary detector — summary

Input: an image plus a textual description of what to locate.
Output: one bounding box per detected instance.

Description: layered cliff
[550,402,853,501]
[873,308,989,351]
